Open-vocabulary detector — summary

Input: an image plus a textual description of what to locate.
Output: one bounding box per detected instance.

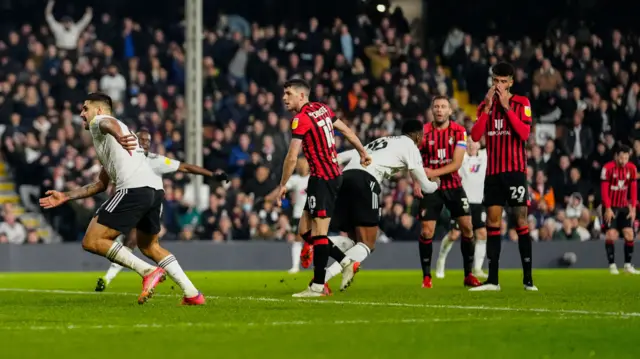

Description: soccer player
[272,78,371,298]
[95,128,228,291]
[600,145,640,275]
[435,139,488,279]
[415,95,482,289]
[285,158,310,274]
[39,93,205,305]
[470,62,537,291]
[323,119,440,291]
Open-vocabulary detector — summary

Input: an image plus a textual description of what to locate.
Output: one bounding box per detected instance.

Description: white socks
[439,234,455,262]
[291,241,302,269]
[325,243,371,282]
[105,263,124,282]
[330,235,356,252]
[158,254,199,298]
[105,242,154,277]
[474,240,487,272]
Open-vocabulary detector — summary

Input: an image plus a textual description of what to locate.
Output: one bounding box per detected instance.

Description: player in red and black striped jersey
[413,96,482,289]
[600,145,640,275]
[272,78,371,298]
[469,62,537,291]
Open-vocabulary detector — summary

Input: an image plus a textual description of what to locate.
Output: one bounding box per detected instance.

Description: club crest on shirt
[449,136,454,145]
[164,158,171,166]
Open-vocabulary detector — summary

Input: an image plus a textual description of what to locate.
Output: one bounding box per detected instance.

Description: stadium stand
[0,1,638,245]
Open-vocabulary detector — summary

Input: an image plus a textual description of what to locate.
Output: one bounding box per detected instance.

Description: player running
[435,139,488,279]
[40,93,204,305]
[415,95,482,289]
[95,128,228,291]
[322,119,439,291]
[272,79,371,298]
[600,145,640,275]
[470,62,537,291]
[284,158,311,274]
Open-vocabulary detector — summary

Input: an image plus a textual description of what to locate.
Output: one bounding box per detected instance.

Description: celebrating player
[95,128,228,291]
[272,79,371,297]
[40,93,204,305]
[322,119,440,291]
[600,145,639,275]
[415,95,481,289]
[435,139,488,279]
[284,158,310,274]
[470,62,537,291]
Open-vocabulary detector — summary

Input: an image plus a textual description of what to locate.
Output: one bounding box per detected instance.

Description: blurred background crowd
[0,0,638,245]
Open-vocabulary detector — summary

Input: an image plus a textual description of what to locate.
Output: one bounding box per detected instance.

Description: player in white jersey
[435,139,488,279]
[95,128,228,291]
[322,119,440,291]
[285,158,310,274]
[39,93,204,305]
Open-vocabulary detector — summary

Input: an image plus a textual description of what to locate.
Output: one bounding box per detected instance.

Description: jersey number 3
[317,120,336,148]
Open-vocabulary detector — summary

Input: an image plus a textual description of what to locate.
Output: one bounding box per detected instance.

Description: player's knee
[448,230,460,241]
[475,228,487,241]
[623,230,634,242]
[605,231,618,242]
[81,236,98,253]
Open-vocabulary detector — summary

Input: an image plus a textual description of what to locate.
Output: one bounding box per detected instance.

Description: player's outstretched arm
[333,119,371,166]
[39,169,109,209]
[178,163,228,182]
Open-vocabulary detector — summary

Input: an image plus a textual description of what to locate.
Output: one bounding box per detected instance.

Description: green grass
[0,269,639,359]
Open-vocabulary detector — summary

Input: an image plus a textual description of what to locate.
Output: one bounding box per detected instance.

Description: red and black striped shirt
[290,102,341,180]
[419,121,467,190]
[601,161,638,209]
[471,94,532,176]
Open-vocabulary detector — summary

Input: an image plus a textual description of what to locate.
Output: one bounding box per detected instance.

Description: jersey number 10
[317,119,336,148]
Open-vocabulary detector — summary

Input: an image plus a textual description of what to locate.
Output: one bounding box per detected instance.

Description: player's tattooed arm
[64,168,110,200]
[98,117,138,153]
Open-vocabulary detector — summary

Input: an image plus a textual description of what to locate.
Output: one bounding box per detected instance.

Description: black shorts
[483,171,528,208]
[419,187,470,221]
[451,203,486,230]
[304,175,342,218]
[96,187,164,235]
[331,170,382,232]
[601,207,633,232]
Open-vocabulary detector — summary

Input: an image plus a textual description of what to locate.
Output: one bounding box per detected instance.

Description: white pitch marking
[0,318,476,332]
[0,288,639,318]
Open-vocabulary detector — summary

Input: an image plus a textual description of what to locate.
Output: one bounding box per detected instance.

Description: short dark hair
[85,92,113,111]
[401,119,424,135]
[283,78,311,92]
[138,126,150,133]
[432,95,450,103]
[492,62,515,78]
[615,144,631,155]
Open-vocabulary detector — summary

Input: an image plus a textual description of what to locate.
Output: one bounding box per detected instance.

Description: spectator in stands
[0,211,27,244]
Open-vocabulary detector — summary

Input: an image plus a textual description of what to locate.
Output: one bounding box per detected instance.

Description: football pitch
[0,270,638,359]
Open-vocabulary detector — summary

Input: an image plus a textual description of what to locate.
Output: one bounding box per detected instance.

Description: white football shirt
[285,174,309,219]
[459,149,487,204]
[147,154,181,175]
[89,115,163,191]
[338,135,438,194]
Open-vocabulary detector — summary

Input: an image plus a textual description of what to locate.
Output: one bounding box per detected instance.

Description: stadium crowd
[0,2,638,244]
